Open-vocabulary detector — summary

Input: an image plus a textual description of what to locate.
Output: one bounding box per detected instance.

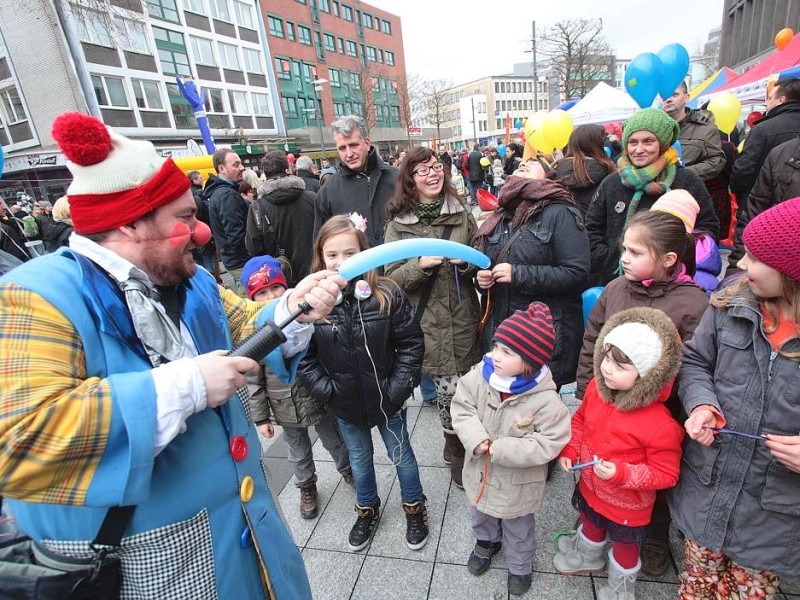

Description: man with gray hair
[295,155,320,193]
[313,115,397,246]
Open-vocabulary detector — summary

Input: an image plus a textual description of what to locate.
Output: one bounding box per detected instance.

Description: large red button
[230,435,248,462]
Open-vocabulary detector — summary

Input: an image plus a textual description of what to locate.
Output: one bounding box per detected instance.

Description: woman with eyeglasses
[384,147,482,489]
[472,158,590,391]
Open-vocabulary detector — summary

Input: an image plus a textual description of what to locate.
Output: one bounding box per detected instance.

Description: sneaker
[402,501,429,550]
[342,473,355,487]
[348,504,379,552]
[467,540,502,576]
[299,484,318,520]
[507,572,532,596]
[640,537,670,576]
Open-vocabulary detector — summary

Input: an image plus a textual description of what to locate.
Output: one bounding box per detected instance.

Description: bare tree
[691,42,718,82]
[421,78,452,142]
[395,73,425,146]
[356,63,387,130]
[538,18,614,99]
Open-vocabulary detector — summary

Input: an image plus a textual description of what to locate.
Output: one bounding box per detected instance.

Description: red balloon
[286,153,296,164]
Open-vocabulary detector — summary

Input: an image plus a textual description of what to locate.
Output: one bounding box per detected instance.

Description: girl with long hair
[552,124,616,216]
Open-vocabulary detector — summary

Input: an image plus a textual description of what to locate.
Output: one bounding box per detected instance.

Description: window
[314,31,323,57]
[218,42,240,69]
[153,26,190,76]
[190,36,215,65]
[297,25,311,45]
[74,12,113,46]
[275,57,291,79]
[329,68,340,87]
[323,33,335,52]
[0,87,25,123]
[345,40,356,57]
[302,63,315,83]
[182,0,205,14]
[385,50,394,65]
[334,102,345,117]
[210,0,230,21]
[286,21,295,41]
[132,79,164,110]
[342,4,352,21]
[378,49,384,63]
[332,1,339,16]
[366,46,376,62]
[318,0,330,12]
[349,71,359,89]
[495,100,500,112]
[291,61,302,80]
[91,75,128,108]
[268,16,284,37]
[233,1,254,28]
[243,48,262,73]
[382,19,391,34]
[228,90,248,113]
[147,0,180,23]
[252,92,270,115]
[362,12,372,28]
[115,18,149,53]
[337,37,344,53]
[205,88,225,112]
[389,105,399,121]
[281,95,298,117]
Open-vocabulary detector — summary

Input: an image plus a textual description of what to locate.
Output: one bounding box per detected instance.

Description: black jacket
[467,150,484,183]
[730,101,800,203]
[0,217,29,262]
[246,175,316,282]
[585,168,719,284]
[314,147,397,247]
[552,157,613,216]
[204,174,250,270]
[731,135,800,266]
[298,282,424,429]
[297,169,320,193]
[480,201,590,387]
[42,220,73,253]
[503,156,521,176]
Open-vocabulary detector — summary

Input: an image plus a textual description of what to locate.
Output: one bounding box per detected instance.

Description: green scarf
[414,196,444,225]
[617,146,679,229]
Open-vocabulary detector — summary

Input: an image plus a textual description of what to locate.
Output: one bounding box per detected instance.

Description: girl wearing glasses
[384,147,482,489]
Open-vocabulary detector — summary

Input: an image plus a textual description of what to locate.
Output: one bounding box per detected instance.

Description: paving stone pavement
[260,386,800,599]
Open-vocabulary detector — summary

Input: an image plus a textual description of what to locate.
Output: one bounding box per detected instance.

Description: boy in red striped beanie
[451,302,572,596]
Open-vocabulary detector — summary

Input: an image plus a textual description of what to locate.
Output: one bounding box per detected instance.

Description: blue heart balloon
[0,144,4,179]
[657,44,690,99]
[625,53,663,109]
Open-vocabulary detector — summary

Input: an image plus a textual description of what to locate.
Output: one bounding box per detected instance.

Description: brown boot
[442,432,452,466]
[444,432,465,489]
[300,484,318,519]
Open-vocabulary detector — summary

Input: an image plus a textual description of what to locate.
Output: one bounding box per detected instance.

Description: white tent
[567,82,640,125]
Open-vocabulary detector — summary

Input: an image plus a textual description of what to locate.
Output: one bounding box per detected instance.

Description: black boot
[444,432,465,489]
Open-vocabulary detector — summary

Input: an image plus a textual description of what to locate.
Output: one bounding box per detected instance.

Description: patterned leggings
[431,374,462,433]
[678,539,780,599]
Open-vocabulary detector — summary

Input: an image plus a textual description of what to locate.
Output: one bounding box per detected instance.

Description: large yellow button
[240,475,254,502]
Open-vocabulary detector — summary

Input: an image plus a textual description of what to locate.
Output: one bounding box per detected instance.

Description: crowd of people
[0,75,799,600]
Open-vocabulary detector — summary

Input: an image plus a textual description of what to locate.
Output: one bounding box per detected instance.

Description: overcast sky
[366,0,726,85]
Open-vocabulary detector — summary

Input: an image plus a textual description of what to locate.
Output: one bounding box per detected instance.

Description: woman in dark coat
[551,124,616,216]
[42,196,74,252]
[472,159,590,389]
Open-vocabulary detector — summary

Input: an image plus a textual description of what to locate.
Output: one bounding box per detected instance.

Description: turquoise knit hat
[622,108,680,150]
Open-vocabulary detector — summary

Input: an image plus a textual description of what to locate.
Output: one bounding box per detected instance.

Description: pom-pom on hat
[742,196,800,281]
[51,112,190,234]
[650,189,700,232]
[241,255,288,300]
[493,302,556,370]
[604,322,663,377]
[622,108,680,151]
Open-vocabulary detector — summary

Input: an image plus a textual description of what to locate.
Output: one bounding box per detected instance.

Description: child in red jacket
[553,307,684,600]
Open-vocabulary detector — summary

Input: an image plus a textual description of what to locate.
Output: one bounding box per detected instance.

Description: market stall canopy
[567,82,640,125]
[687,68,739,108]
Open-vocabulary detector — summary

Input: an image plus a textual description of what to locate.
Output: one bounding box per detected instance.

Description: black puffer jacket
[313,148,397,247]
[298,281,424,429]
[552,157,614,216]
[42,220,73,252]
[205,174,250,270]
[480,201,590,387]
[247,175,316,282]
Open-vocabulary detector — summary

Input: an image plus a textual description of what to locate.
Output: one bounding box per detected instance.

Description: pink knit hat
[650,189,700,233]
[742,197,800,281]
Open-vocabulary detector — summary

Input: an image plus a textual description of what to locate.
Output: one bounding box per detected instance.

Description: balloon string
[478,289,492,338]
[474,451,490,504]
[453,264,462,303]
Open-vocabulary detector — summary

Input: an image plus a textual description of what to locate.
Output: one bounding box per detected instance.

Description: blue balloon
[338,239,491,281]
[514,119,522,129]
[497,144,507,157]
[625,53,663,109]
[657,44,690,99]
[0,144,4,179]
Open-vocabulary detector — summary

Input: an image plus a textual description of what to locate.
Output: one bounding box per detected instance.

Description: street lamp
[525,21,539,112]
[313,77,328,160]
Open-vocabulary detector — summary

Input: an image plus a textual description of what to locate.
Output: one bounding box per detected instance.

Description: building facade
[260,0,408,156]
[0,0,284,201]
[718,0,800,71]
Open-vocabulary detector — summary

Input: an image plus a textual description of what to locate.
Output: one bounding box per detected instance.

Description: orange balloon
[775,28,794,51]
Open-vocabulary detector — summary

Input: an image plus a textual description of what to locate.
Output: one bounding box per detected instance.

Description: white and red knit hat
[51,112,190,234]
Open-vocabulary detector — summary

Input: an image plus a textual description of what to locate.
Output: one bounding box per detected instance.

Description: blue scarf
[481,354,547,395]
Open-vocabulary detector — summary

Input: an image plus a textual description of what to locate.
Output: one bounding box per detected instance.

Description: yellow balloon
[542,109,574,149]
[524,113,554,152]
[479,157,490,167]
[707,93,742,135]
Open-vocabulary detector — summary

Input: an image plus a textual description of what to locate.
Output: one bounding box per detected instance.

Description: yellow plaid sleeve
[0,283,112,504]
[219,284,265,344]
